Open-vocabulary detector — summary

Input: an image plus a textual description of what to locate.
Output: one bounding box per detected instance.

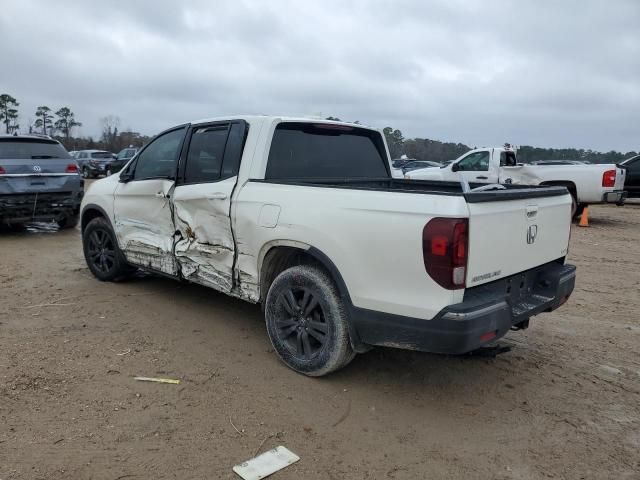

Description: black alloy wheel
[275,287,329,360]
[265,265,355,376]
[82,217,134,281]
[87,228,116,274]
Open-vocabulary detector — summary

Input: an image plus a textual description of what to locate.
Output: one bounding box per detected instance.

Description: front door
[172,121,247,292]
[454,150,497,184]
[113,126,187,276]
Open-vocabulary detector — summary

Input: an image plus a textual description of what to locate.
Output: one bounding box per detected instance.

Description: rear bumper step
[351,262,576,354]
[602,190,626,205]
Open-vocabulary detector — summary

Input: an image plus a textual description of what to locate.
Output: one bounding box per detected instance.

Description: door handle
[476,176,489,180]
[206,193,228,200]
[154,192,165,198]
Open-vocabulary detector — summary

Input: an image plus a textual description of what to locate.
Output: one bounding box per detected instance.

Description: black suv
[0,135,83,228]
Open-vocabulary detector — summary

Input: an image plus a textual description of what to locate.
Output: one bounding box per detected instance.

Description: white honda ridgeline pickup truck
[80,116,576,376]
[403,146,627,218]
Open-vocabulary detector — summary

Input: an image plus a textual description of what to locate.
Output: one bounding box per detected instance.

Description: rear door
[113,126,186,276]
[172,121,247,292]
[465,190,572,288]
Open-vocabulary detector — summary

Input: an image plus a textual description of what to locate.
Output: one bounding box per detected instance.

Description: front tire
[265,265,355,376]
[82,217,133,281]
[82,167,90,179]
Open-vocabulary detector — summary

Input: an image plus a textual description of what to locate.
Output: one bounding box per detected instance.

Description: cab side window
[184,125,229,183]
[457,151,490,171]
[500,151,517,167]
[133,128,185,180]
[181,122,247,184]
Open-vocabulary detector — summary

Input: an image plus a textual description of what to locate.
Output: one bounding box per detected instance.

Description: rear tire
[265,265,356,376]
[57,214,79,230]
[82,217,133,281]
[570,194,578,219]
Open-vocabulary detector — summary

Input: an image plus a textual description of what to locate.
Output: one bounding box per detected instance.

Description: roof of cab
[189,115,375,130]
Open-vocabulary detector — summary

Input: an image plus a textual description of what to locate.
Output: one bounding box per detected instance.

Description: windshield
[0,139,70,159]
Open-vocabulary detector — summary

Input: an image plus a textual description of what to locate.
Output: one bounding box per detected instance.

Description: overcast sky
[1,0,638,151]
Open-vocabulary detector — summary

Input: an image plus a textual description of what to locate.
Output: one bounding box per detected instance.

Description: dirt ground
[1,202,639,479]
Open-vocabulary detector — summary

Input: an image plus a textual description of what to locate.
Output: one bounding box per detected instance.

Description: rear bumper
[351,262,576,354]
[85,164,108,175]
[602,190,627,205]
[0,192,82,223]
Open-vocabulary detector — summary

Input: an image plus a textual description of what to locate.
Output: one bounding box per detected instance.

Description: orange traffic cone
[578,206,589,227]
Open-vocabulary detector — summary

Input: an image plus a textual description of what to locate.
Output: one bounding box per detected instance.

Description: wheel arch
[257,241,367,352]
[81,203,114,233]
[539,180,577,198]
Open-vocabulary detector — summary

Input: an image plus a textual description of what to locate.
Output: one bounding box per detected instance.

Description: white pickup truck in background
[80,117,576,376]
[403,146,627,217]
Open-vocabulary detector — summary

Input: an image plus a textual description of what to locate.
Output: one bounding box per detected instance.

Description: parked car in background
[75,150,115,178]
[621,154,640,198]
[391,160,440,178]
[391,158,412,169]
[406,146,627,218]
[80,116,575,376]
[0,135,83,228]
[398,160,440,176]
[106,147,138,176]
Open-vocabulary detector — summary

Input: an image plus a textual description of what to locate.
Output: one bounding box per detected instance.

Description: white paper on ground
[232,446,300,480]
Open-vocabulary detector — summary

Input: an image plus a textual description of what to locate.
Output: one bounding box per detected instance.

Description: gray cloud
[1,0,638,151]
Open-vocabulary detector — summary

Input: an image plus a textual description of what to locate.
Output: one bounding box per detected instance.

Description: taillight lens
[422,217,468,289]
[66,163,79,173]
[602,169,616,187]
[0,166,5,174]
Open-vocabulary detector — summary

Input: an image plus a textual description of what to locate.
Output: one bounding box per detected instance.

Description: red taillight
[602,169,616,187]
[479,330,497,342]
[422,217,468,290]
[66,163,78,173]
[0,166,5,174]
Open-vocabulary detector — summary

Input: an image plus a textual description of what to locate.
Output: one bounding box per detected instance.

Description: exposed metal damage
[121,240,178,275]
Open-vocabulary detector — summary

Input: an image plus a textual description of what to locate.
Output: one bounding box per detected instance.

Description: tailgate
[614,165,626,190]
[465,190,571,287]
[0,158,78,194]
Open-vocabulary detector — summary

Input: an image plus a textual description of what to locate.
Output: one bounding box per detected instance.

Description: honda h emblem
[33,165,42,172]
[527,224,538,244]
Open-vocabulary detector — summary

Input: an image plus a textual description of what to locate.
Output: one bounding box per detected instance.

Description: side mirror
[451,162,460,172]
[119,172,132,183]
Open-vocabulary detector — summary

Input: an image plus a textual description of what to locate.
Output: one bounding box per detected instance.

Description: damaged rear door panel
[172,121,247,292]
[113,126,187,276]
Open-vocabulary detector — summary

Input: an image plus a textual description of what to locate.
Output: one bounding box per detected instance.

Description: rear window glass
[91,152,112,159]
[0,139,70,159]
[265,123,388,180]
